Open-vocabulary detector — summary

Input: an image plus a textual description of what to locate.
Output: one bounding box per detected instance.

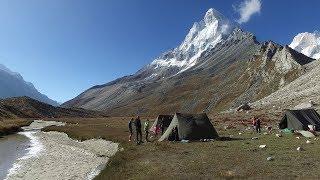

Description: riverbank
[0,119,33,136]
[0,133,29,180]
[5,120,119,180]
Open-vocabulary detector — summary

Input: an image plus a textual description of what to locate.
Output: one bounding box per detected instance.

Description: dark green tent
[279,109,320,130]
[159,113,219,141]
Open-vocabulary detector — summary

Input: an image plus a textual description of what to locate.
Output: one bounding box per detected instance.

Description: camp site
[2,1,320,179]
[25,107,320,179]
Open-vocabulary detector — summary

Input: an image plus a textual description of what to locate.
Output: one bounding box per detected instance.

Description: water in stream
[0,133,30,180]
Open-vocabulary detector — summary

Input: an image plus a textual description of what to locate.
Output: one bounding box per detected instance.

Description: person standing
[256,118,261,133]
[128,118,134,142]
[160,120,165,135]
[135,116,143,144]
[144,119,150,142]
[251,116,256,132]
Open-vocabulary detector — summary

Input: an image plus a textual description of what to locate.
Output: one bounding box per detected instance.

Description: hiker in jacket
[128,118,134,142]
[256,118,261,133]
[144,119,150,142]
[252,117,257,131]
[160,120,165,135]
[135,116,143,144]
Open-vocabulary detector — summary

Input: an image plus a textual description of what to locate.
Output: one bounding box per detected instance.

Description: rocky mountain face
[0,64,59,106]
[252,58,320,111]
[251,32,320,110]
[63,8,315,116]
[289,31,320,59]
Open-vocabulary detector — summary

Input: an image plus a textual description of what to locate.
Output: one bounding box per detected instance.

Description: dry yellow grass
[0,119,33,136]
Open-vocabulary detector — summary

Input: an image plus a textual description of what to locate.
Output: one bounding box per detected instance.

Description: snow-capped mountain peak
[289,31,320,59]
[204,8,227,25]
[149,8,235,76]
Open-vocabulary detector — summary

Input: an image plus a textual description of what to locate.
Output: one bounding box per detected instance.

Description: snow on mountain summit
[150,8,235,74]
[289,31,320,59]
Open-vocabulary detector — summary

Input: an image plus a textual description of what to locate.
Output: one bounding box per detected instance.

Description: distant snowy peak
[0,63,59,106]
[150,8,235,74]
[289,31,320,59]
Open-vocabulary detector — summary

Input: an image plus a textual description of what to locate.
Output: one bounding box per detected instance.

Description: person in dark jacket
[128,118,134,142]
[160,120,165,135]
[256,118,261,133]
[135,116,143,144]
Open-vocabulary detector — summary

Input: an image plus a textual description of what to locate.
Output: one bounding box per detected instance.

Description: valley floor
[43,111,320,179]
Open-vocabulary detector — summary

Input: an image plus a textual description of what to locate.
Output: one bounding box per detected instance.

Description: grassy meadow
[42,114,320,179]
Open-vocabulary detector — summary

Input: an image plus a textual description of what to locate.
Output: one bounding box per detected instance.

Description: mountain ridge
[63,8,315,116]
[0,96,107,119]
[0,64,59,106]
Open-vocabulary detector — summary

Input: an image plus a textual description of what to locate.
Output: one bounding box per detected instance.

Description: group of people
[128,116,150,145]
[251,116,261,133]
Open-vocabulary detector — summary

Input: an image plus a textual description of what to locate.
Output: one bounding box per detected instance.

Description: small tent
[158,113,219,141]
[149,115,174,133]
[279,109,320,130]
[236,103,252,112]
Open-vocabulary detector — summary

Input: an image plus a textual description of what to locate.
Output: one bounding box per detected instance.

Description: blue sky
[0,0,319,102]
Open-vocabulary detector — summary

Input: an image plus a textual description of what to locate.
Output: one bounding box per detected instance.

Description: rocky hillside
[63,8,315,116]
[0,96,107,119]
[0,64,59,106]
[252,58,320,111]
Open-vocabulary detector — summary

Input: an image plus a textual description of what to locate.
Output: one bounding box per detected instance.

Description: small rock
[306,140,312,144]
[120,147,124,152]
[267,156,274,161]
[296,137,300,139]
[314,138,319,141]
[181,140,189,143]
[259,145,267,149]
[263,132,268,135]
[252,137,259,140]
[239,132,242,135]
[276,134,282,137]
[297,147,304,151]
